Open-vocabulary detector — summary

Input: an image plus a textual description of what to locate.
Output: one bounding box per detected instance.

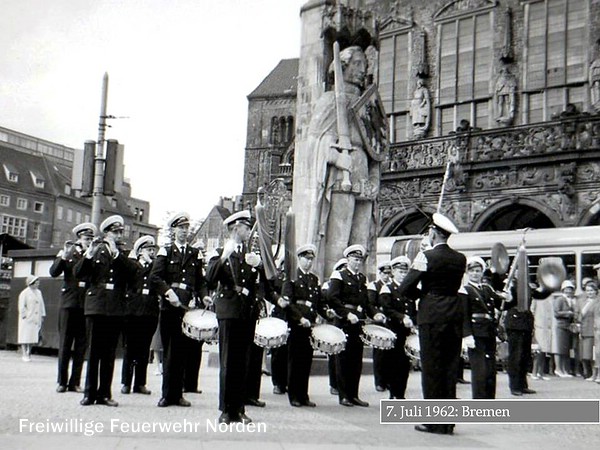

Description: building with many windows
[0,125,157,249]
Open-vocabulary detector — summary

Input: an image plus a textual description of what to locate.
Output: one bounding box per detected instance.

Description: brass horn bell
[490,242,510,275]
[536,257,567,292]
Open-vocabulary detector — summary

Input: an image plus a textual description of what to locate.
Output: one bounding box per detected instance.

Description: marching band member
[460,256,510,399]
[397,213,466,435]
[49,222,96,393]
[329,245,385,407]
[368,261,392,392]
[270,261,289,395]
[319,257,347,396]
[75,215,132,407]
[282,244,321,407]
[150,211,208,408]
[378,255,415,399]
[206,210,278,425]
[120,235,159,396]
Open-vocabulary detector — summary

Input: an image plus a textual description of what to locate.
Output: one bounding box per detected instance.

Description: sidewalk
[0,349,598,449]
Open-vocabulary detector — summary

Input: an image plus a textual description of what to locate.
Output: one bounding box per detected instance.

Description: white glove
[278,297,290,309]
[188,299,197,309]
[326,308,337,319]
[202,296,213,307]
[347,312,359,324]
[165,288,180,307]
[463,335,476,349]
[373,312,386,323]
[402,316,414,329]
[299,317,311,328]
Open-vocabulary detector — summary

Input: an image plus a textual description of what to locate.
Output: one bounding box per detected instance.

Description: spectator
[552,281,576,377]
[578,281,598,381]
[531,295,553,380]
[18,276,46,362]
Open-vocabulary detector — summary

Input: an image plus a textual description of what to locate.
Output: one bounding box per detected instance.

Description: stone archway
[380,206,435,237]
[472,198,558,231]
[578,201,600,226]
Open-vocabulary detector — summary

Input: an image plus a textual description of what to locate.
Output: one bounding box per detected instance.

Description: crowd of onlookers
[531,277,600,383]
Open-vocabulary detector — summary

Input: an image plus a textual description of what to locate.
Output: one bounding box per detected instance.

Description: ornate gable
[434,0,497,21]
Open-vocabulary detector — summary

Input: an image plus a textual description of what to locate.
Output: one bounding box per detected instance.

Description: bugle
[490,242,510,275]
[536,257,566,292]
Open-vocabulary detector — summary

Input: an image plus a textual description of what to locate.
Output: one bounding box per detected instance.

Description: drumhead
[362,324,397,339]
[183,309,218,328]
[255,317,288,336]
[312,324,346,343]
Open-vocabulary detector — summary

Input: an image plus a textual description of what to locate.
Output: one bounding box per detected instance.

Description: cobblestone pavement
[0,349,598,449]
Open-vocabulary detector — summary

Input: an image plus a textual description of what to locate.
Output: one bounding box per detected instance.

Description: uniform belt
[78,281,86,288]
[472,313,493,321]
[222,286,250,296]
[103,283,114,291]
[344,303,363,312]
[296,300,313,308]
[171,282,191,291]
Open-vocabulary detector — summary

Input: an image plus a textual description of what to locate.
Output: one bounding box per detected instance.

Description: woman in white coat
[18,275,46,361]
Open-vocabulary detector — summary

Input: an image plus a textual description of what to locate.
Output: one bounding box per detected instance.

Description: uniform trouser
[121,315,158,388]
[218,318,253,415]
[419,321,462,399]
[468,336,497,399]
[287,325,313,403]
[385,334,410,399]
[183,336,204,392]
[246,341,264,401]
[328,355,338,389]
[160,309,187,402]
[373,348,386,388]
[335,323,363,401]
[507,329,532,392]
[84,315,122,401]
[271,344,288,390]
[57,307,86,388]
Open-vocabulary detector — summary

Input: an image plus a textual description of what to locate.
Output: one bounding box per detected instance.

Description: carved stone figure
[410,79,430,138]
[589,41,600,112]
[298,45,386,278]
[494,67,517,125]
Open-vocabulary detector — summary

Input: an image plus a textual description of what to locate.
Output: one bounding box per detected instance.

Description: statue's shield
[351,84,388,162]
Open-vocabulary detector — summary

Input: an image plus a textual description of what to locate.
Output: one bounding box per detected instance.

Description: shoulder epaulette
[411,251,428,272]
[330,270,343,281]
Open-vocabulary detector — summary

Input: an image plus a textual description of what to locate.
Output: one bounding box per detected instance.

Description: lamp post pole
[91,72,109,228]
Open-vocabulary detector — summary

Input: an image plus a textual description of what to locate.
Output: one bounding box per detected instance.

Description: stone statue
[299,45,385,278]
[494,67,517,125]
[410,79,430,138]
[589,41,600,112]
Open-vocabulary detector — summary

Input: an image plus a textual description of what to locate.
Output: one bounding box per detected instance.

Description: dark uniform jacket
[398,243,467,324]
[504,283,549,331]
[328,267,378,321]
[206,244,276,320]
[150,244,207,310]
[125,260,159,317]
[49,247,87,309]
[367,279,386,314]
[378,280,417,336]
[282,268,321,324]
[460,282,505,338]
[74,243,134,316]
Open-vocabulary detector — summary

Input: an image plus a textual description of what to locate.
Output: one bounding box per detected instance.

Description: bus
[377,225,600,293]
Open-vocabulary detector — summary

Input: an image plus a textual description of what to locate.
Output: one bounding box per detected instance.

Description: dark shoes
[522,388,537,394]
[56,385,67,393]
[96,397,119,407]
[330,387,339,395]
[133,386,152,395]
[121,385,131,394]
[80,397,94,406]
[68,385,83,393]
[303,400,316,407]
[245,398,266,407]
[511,390,523,396]
[228,412,253,425]
[157,398,191,407]
[238,413,252,425]
[290,400,303,407]
[375,385,386,392]
[273,386,286,395]
[414,424,454,435]
[339,398,354,407]
[218,412,231,424]
[183,389,203,394]
[351,398,369,407]
[457,378,470,384]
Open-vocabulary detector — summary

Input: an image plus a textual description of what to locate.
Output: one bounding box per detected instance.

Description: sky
[0,0,306,225]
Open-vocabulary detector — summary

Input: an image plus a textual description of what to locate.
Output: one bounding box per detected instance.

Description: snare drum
[360,324,397,350]
[254,317,289,348]
[310,324,346,355]
[182,309,218,343]
[405,333,421,370]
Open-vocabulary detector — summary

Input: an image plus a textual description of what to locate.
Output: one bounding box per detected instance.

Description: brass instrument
[536,257,566,292]
[490,242,510,275]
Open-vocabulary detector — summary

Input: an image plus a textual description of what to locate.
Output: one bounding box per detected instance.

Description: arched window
[269,117,280,145]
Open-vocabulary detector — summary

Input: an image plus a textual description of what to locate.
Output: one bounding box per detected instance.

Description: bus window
[581,252,600,287]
